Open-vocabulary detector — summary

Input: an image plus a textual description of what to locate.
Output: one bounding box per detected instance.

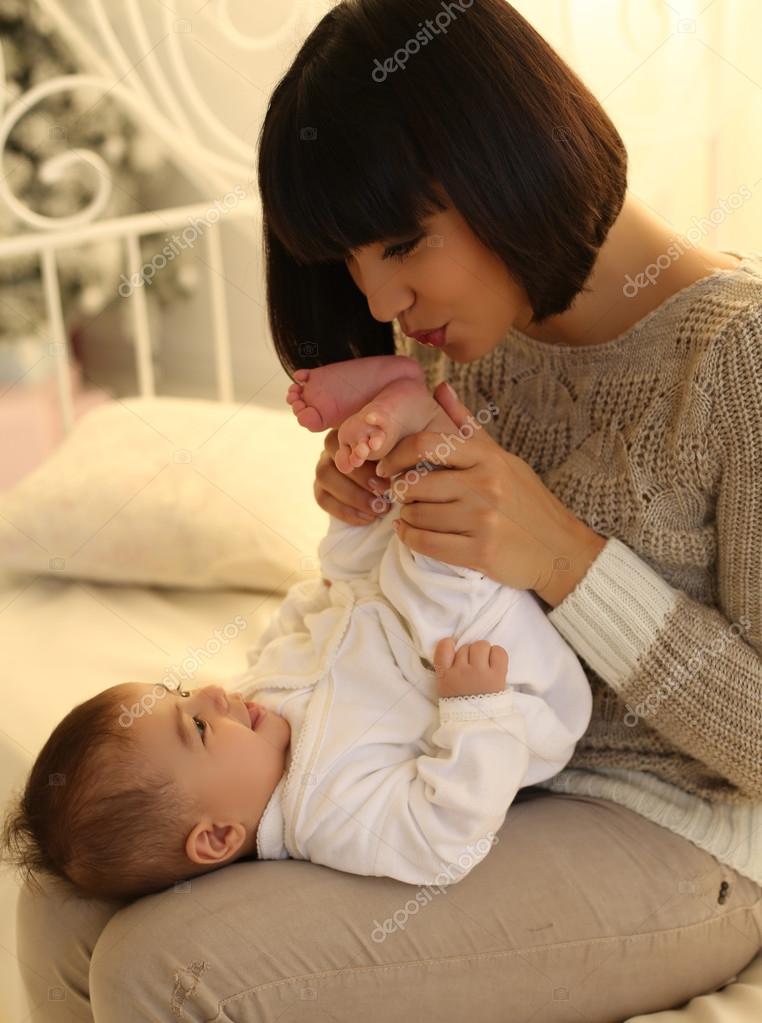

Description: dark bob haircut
[257,0,628,378]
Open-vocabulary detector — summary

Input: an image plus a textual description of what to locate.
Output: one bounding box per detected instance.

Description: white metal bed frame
[0,0,332,434]
[0,201,255,428]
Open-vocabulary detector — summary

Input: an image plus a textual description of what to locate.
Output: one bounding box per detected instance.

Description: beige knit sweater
[393,251,762,885]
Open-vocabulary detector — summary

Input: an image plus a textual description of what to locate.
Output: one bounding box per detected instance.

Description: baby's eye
[193,716,207,742]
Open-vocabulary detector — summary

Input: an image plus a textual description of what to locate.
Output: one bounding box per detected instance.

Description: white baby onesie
[228,502,592,886]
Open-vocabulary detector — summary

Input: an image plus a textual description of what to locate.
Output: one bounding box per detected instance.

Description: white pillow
[0,397,330,593]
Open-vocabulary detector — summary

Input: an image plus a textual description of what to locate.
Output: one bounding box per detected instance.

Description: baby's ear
[185,822,246,865]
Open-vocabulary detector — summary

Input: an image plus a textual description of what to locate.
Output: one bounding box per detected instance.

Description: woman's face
[344,187,535,363]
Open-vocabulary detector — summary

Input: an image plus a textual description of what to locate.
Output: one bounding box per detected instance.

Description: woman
[16,1,761,1020]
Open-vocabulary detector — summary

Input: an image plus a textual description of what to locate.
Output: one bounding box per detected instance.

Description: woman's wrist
[534,527,608,609]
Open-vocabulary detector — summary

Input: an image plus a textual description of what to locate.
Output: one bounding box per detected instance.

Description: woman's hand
[314,429,392,527]
[375,382,607,607]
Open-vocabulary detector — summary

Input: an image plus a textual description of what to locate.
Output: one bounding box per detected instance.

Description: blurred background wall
[1,0,761,485]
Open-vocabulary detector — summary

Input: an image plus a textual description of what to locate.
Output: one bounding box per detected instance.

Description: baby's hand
[433,638,509,699]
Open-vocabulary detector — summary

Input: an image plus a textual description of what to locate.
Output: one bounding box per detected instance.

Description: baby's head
[1,681,290,901]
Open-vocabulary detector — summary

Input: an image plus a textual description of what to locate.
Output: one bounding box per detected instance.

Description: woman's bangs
[263,117,446,267]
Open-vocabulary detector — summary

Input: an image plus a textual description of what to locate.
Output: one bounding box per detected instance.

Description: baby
[1,355,592,903]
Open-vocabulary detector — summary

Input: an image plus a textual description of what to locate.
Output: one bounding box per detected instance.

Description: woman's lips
[414,324,448,348]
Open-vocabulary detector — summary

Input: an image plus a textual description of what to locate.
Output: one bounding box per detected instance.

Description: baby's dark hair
[0,684,215,902]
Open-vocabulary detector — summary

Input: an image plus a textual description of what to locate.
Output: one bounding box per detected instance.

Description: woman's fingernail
[357,512,374,522]
[376,463,387,476]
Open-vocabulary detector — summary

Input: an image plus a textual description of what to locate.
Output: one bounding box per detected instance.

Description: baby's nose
[206,684,230,712]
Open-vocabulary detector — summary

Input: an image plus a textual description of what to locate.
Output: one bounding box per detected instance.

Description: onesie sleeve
[317,508,399,582]
[369,686,579,886]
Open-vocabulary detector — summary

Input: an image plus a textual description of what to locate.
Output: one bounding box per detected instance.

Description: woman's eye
[384,236,423,262]
[193,716,207,742]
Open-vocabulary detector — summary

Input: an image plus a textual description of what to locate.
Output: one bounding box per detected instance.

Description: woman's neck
[520,193,740,347]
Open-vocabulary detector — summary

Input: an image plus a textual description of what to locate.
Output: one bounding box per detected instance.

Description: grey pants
[15,789,762,1023]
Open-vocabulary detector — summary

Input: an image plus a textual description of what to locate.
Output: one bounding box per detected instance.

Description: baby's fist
[433,638,509,699]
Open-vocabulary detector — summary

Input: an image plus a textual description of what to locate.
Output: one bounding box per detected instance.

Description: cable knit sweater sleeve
[546,309,762,800]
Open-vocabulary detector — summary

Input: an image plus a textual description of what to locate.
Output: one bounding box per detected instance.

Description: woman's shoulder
[611,249,762,360]
[693,253,762,442]
[697,251,762,361]
[699,250,762,317]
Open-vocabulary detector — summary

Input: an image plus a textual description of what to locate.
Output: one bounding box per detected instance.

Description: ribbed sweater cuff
[547,537,679,692]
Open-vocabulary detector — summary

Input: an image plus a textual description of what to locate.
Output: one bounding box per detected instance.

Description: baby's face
[121,682,290,866]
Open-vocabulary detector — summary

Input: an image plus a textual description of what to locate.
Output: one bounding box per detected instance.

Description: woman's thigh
[19,791,762,1023]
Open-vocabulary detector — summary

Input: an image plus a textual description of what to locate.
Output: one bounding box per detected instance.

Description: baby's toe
[334,446,354,475]
[293,369,310,383]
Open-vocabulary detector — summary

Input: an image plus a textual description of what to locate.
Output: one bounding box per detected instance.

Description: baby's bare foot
[286,355,423,432]
[286,369,335,431]
[335,376,450,474]
[335,378,424,473]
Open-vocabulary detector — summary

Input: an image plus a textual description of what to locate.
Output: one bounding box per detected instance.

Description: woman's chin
[444,342,470,363]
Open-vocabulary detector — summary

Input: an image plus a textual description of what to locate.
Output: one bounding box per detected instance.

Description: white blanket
[229,504,593,886]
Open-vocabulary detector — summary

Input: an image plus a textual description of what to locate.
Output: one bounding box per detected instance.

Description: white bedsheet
[0,568,760,1023]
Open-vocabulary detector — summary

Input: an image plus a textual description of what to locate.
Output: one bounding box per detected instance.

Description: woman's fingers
[314,486,377,525]
[323,428,340,457]
[315,431,391,525]
[376,425,482,479]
